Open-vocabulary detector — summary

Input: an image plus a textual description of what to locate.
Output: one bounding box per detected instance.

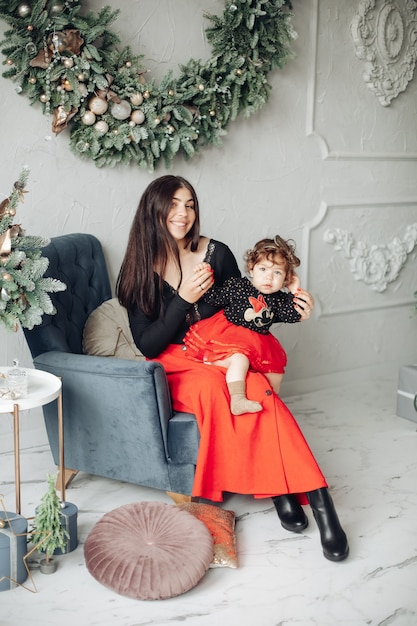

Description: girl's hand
[293,288,315,320]
[179,263,214,303]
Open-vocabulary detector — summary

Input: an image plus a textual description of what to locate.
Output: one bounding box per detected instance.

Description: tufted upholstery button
[265,389,272,396]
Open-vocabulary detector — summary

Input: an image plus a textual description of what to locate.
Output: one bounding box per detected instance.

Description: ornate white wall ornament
[324,223,417,292]
[351,0,417,106]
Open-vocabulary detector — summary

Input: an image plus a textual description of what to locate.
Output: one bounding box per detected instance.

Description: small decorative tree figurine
[30,474,69,574]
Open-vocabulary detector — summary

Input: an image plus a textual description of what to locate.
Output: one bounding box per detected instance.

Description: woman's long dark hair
[116,175,201,317]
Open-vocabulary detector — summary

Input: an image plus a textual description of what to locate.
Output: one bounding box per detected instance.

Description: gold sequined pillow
[177,502,237,568]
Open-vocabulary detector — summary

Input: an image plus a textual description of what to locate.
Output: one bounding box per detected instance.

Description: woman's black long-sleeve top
[128,239,241,358]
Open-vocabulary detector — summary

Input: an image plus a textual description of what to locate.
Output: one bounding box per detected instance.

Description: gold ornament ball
[39,93,50,103]
[2,273,12,281]
[28,77,37,84]
[78,83,88,97]
[0,518,6,529]
[130,109,145,124]
[17,3,31,18]
[198,84,205,91]
[6,59,13,66]
[49,1,65,15]
[82,110,96,125]
[77,72,85,82]
[125,61,132,68]
[63,79,73,91]
[168,89,175,97]
[110,100,131,120]
[94,120,109,135]
[63,57,74,69]
[27,24,33,31]
[89,96,108,115]
[154,117,161,125]
[236,68,243,75]
[6,208,16,217]
[143,90,150,99]
[129,92,143,106]
[209,110,216,116]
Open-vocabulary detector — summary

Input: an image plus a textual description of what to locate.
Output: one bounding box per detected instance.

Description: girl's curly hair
[244,236,300,286]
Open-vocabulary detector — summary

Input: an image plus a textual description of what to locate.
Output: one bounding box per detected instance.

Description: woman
[117,175,349,562]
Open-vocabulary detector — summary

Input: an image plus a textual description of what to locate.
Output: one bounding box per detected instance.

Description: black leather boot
[306,488,349,561]
[272,494,308,532]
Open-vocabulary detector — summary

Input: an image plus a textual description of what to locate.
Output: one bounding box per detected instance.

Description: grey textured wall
[1,0,416,403]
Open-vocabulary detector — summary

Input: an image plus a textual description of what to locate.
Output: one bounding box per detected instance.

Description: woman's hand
[286,273,301,294]
[293,288,315,320]
[178,263,214,303]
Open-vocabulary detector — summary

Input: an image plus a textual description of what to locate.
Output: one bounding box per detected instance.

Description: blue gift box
[55,502,78,555]
[35,501,78,555]
[0,511,28,591]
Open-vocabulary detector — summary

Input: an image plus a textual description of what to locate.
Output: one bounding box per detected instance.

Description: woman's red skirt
[152,344,327,502]
[184,310,287,373]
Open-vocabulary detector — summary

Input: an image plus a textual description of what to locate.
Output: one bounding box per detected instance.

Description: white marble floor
[1,377,417,626]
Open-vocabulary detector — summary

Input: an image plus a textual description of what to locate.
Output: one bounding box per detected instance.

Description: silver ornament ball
[111,100,131,121]
[17,3,31,18]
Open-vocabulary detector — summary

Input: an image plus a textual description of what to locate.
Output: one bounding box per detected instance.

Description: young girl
[184,236,303,415]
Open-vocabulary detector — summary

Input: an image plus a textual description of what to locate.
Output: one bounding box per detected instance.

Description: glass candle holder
[6,359,28,399]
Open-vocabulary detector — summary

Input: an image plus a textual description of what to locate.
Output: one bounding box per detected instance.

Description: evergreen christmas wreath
[0,0,295,170]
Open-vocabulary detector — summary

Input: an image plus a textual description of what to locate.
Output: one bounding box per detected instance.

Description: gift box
[0,511,28,591]
[396,365,417,424]
[36,502,78,555]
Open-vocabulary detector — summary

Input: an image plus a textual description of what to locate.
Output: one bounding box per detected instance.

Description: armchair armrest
[33,352,175,484]
[33,352,173,459]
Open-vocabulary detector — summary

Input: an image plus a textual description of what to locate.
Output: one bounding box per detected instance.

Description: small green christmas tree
[0,167,66,332]
[30,473,69,564]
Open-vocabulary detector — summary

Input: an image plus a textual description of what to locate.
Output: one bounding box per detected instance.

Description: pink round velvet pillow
[84,501,213,600]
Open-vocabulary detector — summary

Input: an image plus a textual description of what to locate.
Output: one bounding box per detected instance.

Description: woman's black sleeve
[211,240,241,283]
[128,294,192,358]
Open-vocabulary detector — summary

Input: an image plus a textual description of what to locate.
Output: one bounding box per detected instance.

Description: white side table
[0,367,65,514]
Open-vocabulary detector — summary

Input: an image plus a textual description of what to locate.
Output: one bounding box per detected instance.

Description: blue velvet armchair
[23,233,200,496]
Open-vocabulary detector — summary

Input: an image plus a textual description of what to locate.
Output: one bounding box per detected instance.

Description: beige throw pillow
[83,298,144,360]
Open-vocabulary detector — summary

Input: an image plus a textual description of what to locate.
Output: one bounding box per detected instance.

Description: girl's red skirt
[183,310,287,373]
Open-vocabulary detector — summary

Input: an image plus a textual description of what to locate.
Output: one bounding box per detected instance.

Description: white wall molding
[304,199,417,317]
[306,0,417,161]
[351,0,417,107]
[324,222,417,292]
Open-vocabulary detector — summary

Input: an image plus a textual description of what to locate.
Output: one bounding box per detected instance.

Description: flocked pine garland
[0,167,66,332]
[0,0,295,170]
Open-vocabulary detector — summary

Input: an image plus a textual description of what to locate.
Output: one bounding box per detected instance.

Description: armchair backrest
[24,233,112,358]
